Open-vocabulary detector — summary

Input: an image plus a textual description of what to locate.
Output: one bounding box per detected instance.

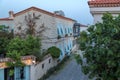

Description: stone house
[0,6,75,60]
[0,6,75,80]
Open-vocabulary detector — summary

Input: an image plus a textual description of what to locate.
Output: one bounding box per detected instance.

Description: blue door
[0,69,4,80]
[15,66,30,80]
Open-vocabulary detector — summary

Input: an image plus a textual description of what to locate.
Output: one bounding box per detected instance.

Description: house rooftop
[0,6,75,22]
[88,0,120,7]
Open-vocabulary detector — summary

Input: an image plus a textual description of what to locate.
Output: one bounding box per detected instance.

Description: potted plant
[70,33,72,35]
[65,34,68,37]
[57,35,61,39]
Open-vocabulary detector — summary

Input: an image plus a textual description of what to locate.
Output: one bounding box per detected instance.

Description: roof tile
[88,0,120,7]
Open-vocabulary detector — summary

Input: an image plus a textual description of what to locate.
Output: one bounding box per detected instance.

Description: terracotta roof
[80,24,87,27]
[88,0,120,7]
[0,18,13,21]
[14,6,75,22]
[0,7,75,22]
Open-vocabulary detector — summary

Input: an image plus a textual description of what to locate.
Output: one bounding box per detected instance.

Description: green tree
[0,25,13,56]
[7,50,25,67]
[7,35,41,61]
[25,35,41,60]
[7,37,27,56]
[77,13,120,80]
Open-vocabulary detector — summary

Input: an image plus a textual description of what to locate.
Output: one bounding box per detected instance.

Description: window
[61,28,63,35]
[76,26,79,33]
[42,63,44,69]
[15,67,25,80]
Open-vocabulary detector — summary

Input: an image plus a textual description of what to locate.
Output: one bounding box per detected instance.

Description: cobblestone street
[47,55,88,80]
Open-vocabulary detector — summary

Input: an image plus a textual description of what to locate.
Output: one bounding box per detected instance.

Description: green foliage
[25,35,41,61]
[77,13,120,80]
[7,35,41,60]
[6,50,25,67]
[0,26,13,55]
[47,46,60,58]
[74,54,82,64]
[7,37,27,56]
[0,25,8,32]
[25,35,41,55]
[0,38,10,54]
[9,69,14,76]
[6,35,41,67]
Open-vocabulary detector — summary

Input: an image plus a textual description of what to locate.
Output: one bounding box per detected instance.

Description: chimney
[9,11,14,19]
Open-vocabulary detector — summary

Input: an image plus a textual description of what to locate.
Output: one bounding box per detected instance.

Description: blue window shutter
[68,40,70,49]
[15,67,20,80]
[65,28,67,34]
[62,25,65,35]
[69,28,70,33]
[57,28,59,35]
[61,24,65,35]
[68,28,69,33]
[58,45,62,60]
[58,24,62,36]
[25,66,30,80]
[70,27,72,33]
[67,27,69,33]
[0,69,4,80]
[60,27,63,35]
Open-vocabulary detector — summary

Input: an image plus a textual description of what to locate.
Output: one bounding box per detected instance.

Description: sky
[0,0,93,25]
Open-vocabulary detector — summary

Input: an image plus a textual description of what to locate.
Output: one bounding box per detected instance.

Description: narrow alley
[47,55,88,80]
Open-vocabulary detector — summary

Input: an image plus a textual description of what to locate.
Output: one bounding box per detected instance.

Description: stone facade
[0,7,75,60]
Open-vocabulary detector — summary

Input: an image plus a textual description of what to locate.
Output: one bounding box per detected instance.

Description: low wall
[30,55,58,80]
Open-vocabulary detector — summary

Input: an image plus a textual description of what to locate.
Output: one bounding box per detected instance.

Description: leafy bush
[7,37,27,56]
[0,38,10,54]
[6,35,41,67]
[0,28,13,56]
[25,35,41,55]
[47,46,60,58]
[6,50,25,67]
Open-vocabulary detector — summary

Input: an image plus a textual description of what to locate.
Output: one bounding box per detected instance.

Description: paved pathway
[47,55,88,80]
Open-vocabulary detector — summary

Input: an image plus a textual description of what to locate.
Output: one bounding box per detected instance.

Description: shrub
[57,35,61,39]
[47,46,60,58]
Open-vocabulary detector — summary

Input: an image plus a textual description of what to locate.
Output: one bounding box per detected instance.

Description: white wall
[30,55,57,80]
[80,27,88,32]
[90,6,120,24]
